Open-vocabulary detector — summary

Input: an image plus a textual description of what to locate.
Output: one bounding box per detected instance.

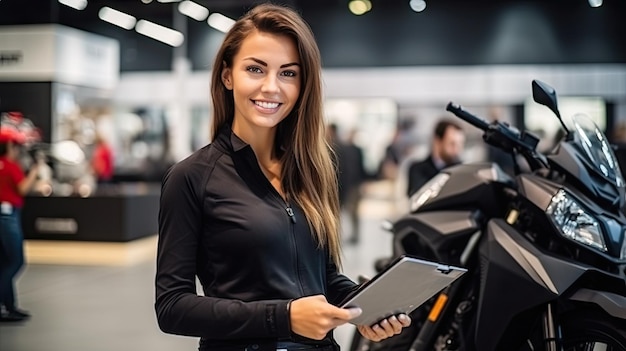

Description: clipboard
[339,255,467,326]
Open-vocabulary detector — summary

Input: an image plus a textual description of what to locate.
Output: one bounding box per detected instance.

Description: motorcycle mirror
[532,80,570,136]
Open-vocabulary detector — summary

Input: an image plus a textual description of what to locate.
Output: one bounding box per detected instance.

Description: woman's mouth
[253,100,281,109]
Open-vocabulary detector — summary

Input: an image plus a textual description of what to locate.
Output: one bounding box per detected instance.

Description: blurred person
[378,120,413,181]
[91,133,114,184]
[327,124,366,245]
[407,119,465,197]
[0,127,38,322]
[154,4,411,351]
[379,130,402,180]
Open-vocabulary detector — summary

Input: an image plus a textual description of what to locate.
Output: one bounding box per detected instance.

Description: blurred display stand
[1,26,163,263]
[22,182,159,242]
[21,182,160,266]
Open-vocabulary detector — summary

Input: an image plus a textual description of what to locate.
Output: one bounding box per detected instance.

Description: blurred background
[0,0,625,350]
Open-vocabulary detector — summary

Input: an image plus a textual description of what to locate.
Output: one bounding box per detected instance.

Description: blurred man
[327,124,366,244]
[407,119,465,197]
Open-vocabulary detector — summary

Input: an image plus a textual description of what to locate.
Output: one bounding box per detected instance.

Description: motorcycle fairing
[516,173,560,211]
[569,288,626,319]
[417,163,514,215]
[392,210,481,264]
[475,219,605,351]
[548,141,624,210]
[519,173,626,261]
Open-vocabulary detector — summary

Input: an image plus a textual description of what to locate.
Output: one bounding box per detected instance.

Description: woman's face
[222,30,301,134]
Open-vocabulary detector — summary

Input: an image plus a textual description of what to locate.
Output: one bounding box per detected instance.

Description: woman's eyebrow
[244,57,300,68]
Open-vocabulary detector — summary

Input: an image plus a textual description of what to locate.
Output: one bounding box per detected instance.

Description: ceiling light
[348,0,371,16]
[135,20,184,47]
[99,7,137,30]
[588,0,602,7]
[207,13,235,33]
[409,0,427,12]
[178,1,209,21]
[141,0,153,3]
[58,0,87,10]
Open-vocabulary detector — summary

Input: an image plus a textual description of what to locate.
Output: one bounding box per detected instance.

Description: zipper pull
[286,206,296,223]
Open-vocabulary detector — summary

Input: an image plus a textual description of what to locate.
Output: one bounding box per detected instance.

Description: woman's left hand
[357,314,411,342]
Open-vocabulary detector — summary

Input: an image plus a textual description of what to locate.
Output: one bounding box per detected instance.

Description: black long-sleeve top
[407,156,440,197]
[155,126,358,350]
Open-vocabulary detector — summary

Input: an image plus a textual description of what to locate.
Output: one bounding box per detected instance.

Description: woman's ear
[221,64,233,90]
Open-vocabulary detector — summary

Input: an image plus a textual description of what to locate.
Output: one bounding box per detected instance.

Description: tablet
[339,255,467,326]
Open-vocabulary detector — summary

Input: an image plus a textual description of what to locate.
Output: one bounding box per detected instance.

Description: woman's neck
[232,122,284,197]
[231,121,277,165]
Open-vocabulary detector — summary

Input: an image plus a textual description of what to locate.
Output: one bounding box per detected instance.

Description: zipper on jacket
[262,177,305,295]
[266,183,296,224]
[285,206,296,223]
[269,193,305,296]
[284,202,304,296]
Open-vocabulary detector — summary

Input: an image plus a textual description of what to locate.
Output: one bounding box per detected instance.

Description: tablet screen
[339,255,466,326]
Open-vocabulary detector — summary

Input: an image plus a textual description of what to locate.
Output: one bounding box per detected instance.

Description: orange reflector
[427,293,448,322]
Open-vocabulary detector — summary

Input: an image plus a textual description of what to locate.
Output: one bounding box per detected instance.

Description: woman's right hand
[289,295,362,340]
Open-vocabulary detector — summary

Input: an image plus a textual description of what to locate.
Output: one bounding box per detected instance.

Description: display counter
[22,183,160,242]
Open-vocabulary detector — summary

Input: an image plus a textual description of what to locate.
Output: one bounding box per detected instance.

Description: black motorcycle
[349,80,626,351]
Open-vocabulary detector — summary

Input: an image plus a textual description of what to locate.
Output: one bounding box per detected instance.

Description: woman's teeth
[255,101,279,109]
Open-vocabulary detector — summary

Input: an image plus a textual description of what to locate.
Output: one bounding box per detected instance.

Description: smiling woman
[221,30,301,144]
[154,3,411,351]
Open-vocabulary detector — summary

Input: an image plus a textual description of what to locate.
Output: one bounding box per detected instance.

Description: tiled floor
[0,181,400,351]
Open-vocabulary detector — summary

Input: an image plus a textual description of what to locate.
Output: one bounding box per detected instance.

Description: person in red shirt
[0,127,38,322]
[91,134,114,184]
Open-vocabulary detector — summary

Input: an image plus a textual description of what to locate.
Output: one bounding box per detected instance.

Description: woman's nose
[261,75,279,93]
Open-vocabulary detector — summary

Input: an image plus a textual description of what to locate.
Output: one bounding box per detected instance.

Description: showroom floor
[0,181,401,351]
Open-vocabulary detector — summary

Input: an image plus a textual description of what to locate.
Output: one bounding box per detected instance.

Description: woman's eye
[282,70,297,77]
[246,66,262,73]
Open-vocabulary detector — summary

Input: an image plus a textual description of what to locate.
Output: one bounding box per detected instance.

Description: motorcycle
[349,80,626,351]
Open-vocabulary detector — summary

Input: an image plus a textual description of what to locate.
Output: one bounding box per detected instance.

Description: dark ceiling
[0,0,347,25]
[2,0,626,71]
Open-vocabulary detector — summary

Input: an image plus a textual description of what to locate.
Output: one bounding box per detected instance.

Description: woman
[0,129,38,322]
[155,3,410,350]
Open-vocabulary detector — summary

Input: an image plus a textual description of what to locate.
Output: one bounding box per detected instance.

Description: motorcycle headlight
[546,189,607,252]
[410,173,450,212]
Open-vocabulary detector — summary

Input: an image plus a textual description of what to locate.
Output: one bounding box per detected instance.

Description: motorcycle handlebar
[446,101,547,171]
[446,102,490,131]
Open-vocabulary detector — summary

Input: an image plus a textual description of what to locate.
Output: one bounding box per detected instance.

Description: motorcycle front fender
[569,288,626,319]
[475,219,626,350]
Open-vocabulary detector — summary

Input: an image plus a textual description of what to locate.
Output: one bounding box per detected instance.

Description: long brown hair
[210,3,342,267]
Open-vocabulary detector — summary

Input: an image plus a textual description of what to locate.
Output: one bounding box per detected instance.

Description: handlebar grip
[446,102,490,131]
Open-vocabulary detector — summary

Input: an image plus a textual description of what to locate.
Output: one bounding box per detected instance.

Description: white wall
[0,24,120,90]
[114,64,626,161]
[116,63,626,106]
[325,64,626,105]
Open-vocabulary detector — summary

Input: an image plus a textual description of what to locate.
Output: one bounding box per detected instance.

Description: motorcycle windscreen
[572,113,624,187]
